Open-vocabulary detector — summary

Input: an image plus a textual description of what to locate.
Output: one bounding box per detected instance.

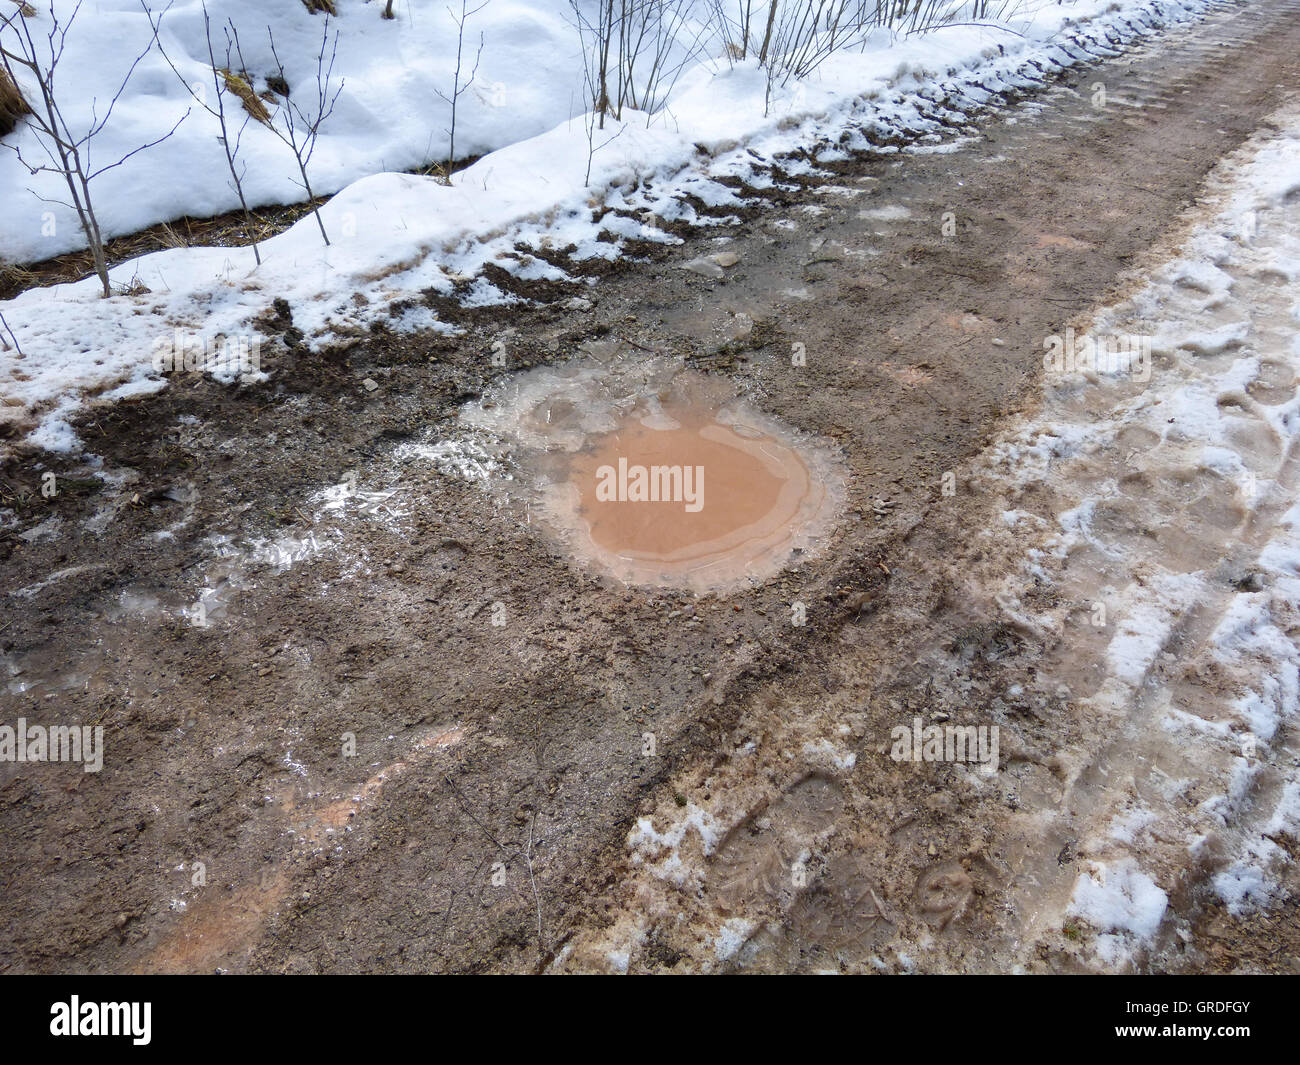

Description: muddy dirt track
[3,0,1300,973]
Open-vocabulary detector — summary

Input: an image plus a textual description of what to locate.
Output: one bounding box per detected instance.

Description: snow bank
[0,0,581,264]
[0,0,1212,453]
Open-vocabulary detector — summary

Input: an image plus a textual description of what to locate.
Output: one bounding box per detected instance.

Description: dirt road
[3,0,1300,973]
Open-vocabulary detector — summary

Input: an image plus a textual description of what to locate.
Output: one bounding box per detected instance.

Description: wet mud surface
[3,0,1300,972]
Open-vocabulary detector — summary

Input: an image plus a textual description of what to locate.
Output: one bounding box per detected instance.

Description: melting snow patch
[1212,863,1274,916]
[801,739,857,772]
[857,204,913,221]
[1067,859,1168,964]
[628,803,723,887]
[714,918,758,962]
[1105,575,1203,689]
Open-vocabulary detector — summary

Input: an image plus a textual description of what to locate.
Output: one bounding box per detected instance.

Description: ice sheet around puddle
[463,359,846,594]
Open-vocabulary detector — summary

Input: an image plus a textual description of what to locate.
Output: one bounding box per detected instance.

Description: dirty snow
[976,95,1300,964]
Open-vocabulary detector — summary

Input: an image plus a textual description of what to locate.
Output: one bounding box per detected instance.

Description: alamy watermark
[595,457,704,512]
[0,719,103,772]
[890,716,999,771]
[1044,328,1151,383]
[50,996,150,1045]
[151,330,261,375]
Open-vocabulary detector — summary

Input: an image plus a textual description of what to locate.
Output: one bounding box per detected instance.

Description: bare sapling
[259,14,344,245]
[579,47,624,185]
[143,0,264,264]
[435,0,487,176]
[0,0,189,297]
[707,0,756,63]
[614,0,712,119]
[572,0,707,127]
[569,0,616,128]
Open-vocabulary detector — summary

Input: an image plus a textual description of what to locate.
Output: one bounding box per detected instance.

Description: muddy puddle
[464,361,846,593]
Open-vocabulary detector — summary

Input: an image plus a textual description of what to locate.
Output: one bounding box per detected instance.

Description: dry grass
[218,68,272,125]
[302,0,339,14]
[156,222,189,250]
[0,197,330,302]
[0,260,39,296]
[0,67,31,139]
[411,151,483,185]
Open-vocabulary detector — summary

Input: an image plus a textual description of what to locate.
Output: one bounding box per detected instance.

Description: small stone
[711,251,740,268]
[362,378,379,392]
[725,313,754,341]
[844,591,873,616]
[681,257,724,278]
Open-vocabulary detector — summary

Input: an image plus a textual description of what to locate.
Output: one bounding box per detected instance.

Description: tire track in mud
[993,133,1300,970]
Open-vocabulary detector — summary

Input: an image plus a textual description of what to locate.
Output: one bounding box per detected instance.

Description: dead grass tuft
[302,0,339,14]
[156,222,189,250]
[0,67,31,139]
[218,68,272,125]
[0,260,38,293]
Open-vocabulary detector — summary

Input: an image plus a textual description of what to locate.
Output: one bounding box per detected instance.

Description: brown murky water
[566,407,830,589]
[466,363,844,592]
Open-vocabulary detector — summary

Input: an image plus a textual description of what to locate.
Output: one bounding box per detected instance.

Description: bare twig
[434,0,487,175]
[0,309,22,355]
[142,0,263,264]
[525,810,545,953]
[262,14,344,245]
[0,1,189,296]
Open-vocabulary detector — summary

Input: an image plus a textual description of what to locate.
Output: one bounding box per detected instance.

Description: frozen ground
[2,0,1300,974]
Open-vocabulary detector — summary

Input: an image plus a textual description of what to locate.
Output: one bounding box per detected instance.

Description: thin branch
[0,311,23,357]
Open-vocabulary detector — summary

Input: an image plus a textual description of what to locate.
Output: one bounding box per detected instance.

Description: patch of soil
[3,0,1300,973]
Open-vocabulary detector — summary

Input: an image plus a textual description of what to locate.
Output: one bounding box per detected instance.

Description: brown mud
[3,0,1300,973]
